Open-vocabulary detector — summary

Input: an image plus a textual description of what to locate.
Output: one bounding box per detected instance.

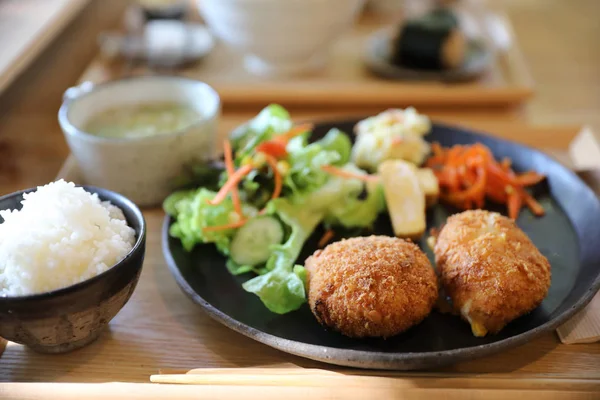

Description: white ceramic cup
[58,77,221,207]
[197,0,365,76]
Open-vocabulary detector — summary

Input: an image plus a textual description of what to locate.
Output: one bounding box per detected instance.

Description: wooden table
[0,0,599,396]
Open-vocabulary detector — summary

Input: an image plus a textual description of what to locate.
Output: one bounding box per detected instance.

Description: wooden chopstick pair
[149,367,600,392]
[2,367,599,399]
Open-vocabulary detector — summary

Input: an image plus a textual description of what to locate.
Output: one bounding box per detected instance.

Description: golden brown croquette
[305,235,438,338]
[433,210,551,337]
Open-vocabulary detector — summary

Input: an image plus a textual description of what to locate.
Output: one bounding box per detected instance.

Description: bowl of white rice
[0,180,146,353]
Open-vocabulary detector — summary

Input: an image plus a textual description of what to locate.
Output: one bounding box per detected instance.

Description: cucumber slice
[230,216,284,266]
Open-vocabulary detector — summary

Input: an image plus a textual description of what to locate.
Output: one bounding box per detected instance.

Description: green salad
[164,105,386,314]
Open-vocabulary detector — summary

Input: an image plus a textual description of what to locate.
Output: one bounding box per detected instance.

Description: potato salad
[352,108,432,171]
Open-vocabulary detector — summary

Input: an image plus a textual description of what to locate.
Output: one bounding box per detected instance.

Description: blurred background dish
[136,0,189,21]
[99,20,215,68]
[197,0,366,77]
[366,0,440,19]
[58,76,221,207]
[389,7,467,70]
[73,0,531,108]
[365,26,492,82]
[364,4,493,82]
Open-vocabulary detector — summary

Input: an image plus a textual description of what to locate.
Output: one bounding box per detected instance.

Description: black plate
[163,120,600,370]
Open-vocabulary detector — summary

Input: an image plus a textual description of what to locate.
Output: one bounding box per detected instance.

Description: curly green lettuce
[164,188,255,254]
[284,128,353,199]
[242,199,323,314]
[325,181,386,228]
[230,104,293,158]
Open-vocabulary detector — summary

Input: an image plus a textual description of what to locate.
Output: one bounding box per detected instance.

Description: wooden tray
[80,11,533,108]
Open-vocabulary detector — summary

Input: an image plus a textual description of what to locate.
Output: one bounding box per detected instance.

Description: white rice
[0,180,136,296]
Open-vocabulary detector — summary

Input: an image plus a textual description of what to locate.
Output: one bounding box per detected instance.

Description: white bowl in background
[197,0,366,76]
[58,77,221,207]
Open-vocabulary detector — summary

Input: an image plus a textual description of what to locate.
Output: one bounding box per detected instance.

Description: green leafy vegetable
[325,180,386,228]
[284,144,339,197]
[293,264,308,288]
[299,164,364,211]
[164,188,255,253]
[242,199,323,314]
[318,128,352,166]
[226,259,267,276]
[163,189,194,217]
[226,259,254,276]
[283,134,354,200]
[295,163,384,228]
[230,104,293,157]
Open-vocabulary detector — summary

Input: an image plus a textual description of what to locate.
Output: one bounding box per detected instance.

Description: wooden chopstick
[155,367,600,380]
[149,368,600,392]
[157,367,337,377]
[157,362,302,375]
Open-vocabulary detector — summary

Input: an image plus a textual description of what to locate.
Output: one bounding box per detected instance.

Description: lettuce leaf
[284,144,339,197]
[325,180,386,228]
[164,188,254,254]
[283,129,353,200]
[318,128,352,166]
[295,163,385,229]
[242,198,323,314]
[298,164,363,211]
[230,104,293,157]
[226,259,267,276]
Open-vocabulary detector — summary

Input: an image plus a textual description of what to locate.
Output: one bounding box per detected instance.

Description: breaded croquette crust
[434,210,551,336]
[305,235,438,338]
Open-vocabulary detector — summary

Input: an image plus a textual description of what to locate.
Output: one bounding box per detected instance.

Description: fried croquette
[434,210,551,337]
[305,235,438,338]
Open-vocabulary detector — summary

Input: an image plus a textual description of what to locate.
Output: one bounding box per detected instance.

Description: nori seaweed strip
[392,23,453,70]
[390,7,464,71]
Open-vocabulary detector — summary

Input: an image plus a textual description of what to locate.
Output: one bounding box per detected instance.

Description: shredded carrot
[521,190,545,216]
[202,219,248,232]
[425,142,546,220]
[514,171,545,186]
[223,140,243,217]
[318,229,335,248]
[443,166,486,204]
[264,154,282,201]
[321,165,380,182]
[507,191,522,220]
[208,164,253,206]
[274,123,314,144]
[431,142,444,158]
